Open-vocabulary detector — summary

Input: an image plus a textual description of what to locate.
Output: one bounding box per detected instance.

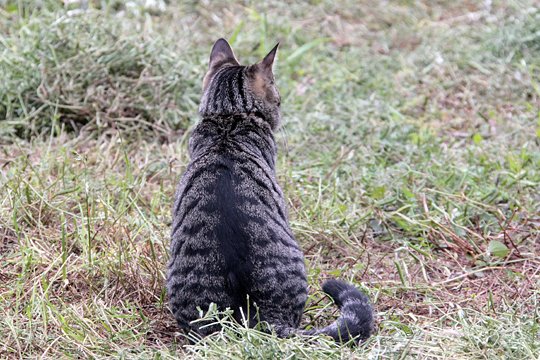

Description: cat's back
[171,115,284,243]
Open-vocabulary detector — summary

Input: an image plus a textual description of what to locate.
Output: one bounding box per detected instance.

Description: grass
[1,0,539,358]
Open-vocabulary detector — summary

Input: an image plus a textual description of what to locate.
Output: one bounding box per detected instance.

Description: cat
[166,38,373,343]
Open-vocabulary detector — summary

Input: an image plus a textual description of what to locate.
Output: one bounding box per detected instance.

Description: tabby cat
[166,38,373,343]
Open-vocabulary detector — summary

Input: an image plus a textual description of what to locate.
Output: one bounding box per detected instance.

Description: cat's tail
[280,279,373,343]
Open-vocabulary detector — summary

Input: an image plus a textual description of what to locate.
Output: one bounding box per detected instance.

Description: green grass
[1,0,539,358]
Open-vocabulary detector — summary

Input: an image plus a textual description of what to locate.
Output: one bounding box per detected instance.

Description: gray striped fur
[166,38,373,343]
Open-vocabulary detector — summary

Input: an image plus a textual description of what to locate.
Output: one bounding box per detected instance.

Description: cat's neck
[199,111,272,127]
[190,112,277,166]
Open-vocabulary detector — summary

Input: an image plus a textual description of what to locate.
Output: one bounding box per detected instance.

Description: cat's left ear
[203,38,240,91]
[259,43,279,75]
[209,38,240,69]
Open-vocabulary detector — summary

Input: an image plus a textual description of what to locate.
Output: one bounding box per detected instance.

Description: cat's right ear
[208,38,240,69]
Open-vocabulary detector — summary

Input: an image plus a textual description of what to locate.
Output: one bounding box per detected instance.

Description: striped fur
[167,38,373,343]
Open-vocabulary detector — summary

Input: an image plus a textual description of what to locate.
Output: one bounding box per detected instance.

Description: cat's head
[198,38,281,129]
